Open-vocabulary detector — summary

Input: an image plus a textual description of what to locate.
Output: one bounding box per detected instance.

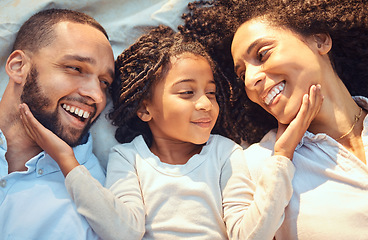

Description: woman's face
[231,19,324,124]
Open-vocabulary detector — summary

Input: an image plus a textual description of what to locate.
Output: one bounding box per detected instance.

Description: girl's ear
[313,33,332,55]
[5,50,31,84]
[137,100,152,122]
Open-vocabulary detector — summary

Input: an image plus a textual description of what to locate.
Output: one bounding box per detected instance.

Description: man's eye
[100,80,110,88]
[67,66,81,72]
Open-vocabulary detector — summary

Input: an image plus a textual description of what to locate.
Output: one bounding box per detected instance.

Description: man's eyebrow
[107,68,114,80]
[61,54,96,65]
[61,54,114,79]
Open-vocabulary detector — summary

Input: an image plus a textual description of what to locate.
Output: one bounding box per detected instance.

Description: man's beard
[20,66,96,147]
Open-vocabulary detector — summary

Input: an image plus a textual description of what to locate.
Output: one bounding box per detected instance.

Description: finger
[304,85,317,122]
[296,93,310,120]
[19,104,37,140]
[308,84,317,108]
[315,84,324,109]
[276,122,287,140]
[19,103,44,141]
[306,84,323,122]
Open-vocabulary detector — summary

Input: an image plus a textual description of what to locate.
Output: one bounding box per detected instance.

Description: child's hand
[274,84,323,160]
[19,103,79,176]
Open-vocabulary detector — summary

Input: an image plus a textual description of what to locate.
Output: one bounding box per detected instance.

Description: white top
[66,134,294,240]
[245,96,368,240]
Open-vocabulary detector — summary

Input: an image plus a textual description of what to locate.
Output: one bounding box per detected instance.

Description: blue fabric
[0,131,105,240]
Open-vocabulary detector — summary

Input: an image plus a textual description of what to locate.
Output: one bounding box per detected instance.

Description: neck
[308,78,360,135]
[150,137,203,165]
[0,95,42,173]
[308,78,366,162]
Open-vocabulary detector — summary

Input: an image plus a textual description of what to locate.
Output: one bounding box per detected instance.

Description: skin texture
[232,20,324,124]
[3,21,114,173]
[180,0,368,146]
[23,21,114,145]
[232,20,325,159]
[20,53,219,172]
[138,53,219,164]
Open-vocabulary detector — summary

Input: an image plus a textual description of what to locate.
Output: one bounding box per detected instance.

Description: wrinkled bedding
[0,0,193,168]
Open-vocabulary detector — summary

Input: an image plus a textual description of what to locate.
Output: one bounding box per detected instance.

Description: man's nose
[79,77,104,104]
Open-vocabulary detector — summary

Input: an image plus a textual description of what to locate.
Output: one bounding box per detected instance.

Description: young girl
[181,0,368,239]
[20,25,322,239]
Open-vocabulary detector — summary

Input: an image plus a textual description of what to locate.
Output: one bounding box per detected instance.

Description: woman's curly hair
[109,25,242,146]
[179,0,368,144]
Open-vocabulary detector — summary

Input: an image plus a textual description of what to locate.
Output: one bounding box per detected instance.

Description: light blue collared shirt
[0,131,106,240]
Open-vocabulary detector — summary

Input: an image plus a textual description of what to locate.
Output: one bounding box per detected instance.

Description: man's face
[21,21,114,146]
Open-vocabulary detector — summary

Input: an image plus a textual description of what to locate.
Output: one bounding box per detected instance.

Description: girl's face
[231,19,324,124]
[141,53,219,145]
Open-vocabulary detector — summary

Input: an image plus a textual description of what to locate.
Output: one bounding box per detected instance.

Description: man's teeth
[264,82,285,105]
[62,104,90,119]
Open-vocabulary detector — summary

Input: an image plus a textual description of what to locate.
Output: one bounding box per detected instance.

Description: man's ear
[5,50,31,84]
[137,100,152,122]
[313,33,332,55]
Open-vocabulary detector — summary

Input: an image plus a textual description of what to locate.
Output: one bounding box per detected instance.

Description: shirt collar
[36,132,94,176]
[0,131,94,177]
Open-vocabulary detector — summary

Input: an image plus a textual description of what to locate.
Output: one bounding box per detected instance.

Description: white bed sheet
[0,0,193,169]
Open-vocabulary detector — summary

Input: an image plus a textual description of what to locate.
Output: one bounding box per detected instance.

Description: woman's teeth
[62,103,90,119]
[264,81,285,105]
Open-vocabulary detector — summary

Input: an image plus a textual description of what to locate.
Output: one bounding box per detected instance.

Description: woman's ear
[137,100,152,122]
[5,50,31,84]
[313,33,332,55]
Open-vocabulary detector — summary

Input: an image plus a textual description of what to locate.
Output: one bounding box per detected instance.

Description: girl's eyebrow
[172,79,195,86]
[172,79,216,87]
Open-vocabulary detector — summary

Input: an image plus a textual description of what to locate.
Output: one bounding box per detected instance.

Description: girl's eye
[206,91,217,99]
[179,91,194,95]
[257,49,269,61]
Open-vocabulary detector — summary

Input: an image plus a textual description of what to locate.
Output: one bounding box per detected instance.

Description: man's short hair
[12,8,109,53]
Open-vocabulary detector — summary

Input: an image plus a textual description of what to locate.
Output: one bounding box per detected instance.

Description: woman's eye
[257,49,269,61]
[238,71,245,82]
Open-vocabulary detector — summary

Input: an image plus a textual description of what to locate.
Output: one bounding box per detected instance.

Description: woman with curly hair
[181,0,368,239]
[18,24,320,239]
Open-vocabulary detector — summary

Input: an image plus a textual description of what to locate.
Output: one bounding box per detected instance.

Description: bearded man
[0,8,114,239]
